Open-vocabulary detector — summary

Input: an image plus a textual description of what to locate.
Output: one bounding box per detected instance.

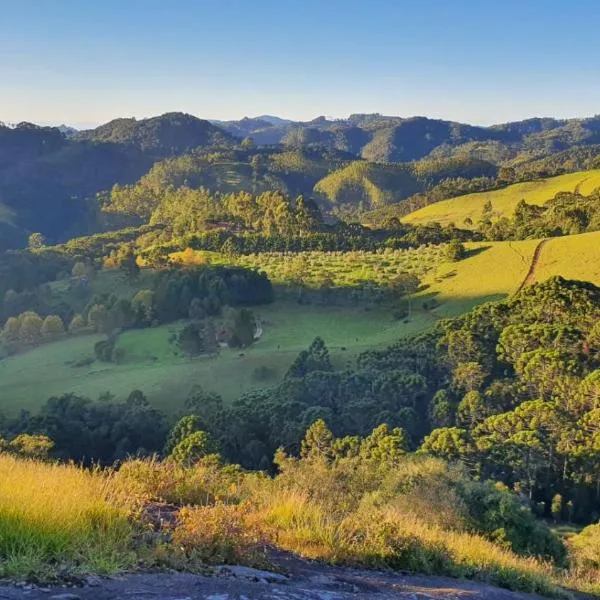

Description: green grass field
[0,302,436,416]
[402,170,600,228]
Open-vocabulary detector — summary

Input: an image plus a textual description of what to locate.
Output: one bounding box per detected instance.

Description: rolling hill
[401,169,600,227]
[76,112,234,156]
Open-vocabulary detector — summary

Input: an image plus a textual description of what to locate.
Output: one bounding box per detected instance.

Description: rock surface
[0,554,586,600]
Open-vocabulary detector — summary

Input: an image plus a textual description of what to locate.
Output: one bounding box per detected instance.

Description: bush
[68,313,86,334]
[457,480,567,565]
[41,315,65,340]
[446,239,466,261]
[569,523,600,570]
[173,503,266,566]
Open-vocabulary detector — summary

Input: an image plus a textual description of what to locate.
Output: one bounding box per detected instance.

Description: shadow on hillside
[464,245,492,259]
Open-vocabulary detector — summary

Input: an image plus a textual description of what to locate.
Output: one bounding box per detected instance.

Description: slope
[0,301,434,416]
[528,230,600,286]
[419,232,600,318]
[402,169,600,227]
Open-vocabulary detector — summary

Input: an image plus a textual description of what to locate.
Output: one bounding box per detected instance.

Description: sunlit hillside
[402,169,600,227]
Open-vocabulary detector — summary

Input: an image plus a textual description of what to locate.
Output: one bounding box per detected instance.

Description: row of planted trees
[1,310,88,346]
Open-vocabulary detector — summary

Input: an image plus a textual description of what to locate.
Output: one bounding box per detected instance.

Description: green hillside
[0,301,433,416]
[402,169,600,227]
[314,156,496,209]
[314,161,416,207]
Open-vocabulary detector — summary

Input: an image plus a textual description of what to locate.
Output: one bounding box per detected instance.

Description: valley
[2,109,600,598]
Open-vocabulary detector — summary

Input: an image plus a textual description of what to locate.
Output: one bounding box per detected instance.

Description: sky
[1,0,600,128]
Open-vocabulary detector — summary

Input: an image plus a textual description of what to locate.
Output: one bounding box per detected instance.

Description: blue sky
[1,0,600,127]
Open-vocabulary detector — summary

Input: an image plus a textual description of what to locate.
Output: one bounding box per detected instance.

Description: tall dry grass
[0,454,135,579]
[256,488,566,597]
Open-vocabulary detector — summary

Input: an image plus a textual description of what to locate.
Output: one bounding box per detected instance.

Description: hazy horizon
[4,108,600,132]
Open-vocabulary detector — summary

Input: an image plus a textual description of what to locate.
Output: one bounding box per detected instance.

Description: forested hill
[3,111,600,251]
[215,113,600,163]
[75,112,234,156]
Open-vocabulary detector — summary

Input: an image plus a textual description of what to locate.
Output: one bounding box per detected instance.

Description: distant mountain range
[1,110,600,250]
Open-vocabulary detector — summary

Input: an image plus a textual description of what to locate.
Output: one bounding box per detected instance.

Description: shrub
[569,523,600,570]
[68,313,86,334]
[172,503,266,566]
[41,315,65,340]
[446,239,466,262]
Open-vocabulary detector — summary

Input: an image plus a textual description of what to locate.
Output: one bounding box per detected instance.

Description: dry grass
[255,488,564,597]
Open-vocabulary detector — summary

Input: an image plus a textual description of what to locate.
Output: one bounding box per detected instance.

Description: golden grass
[530,231,600,287]
[256,489,565,597]
[417,239,540,317]
[402,170,600,228]
[0,454,135,578]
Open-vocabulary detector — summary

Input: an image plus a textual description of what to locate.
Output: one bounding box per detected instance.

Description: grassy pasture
[402,169,600,228]
[529,230,600,286]
[0,302,435,416]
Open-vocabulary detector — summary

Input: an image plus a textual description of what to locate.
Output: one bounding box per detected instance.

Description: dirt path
[516,238,550,293]
[0,558,587,600]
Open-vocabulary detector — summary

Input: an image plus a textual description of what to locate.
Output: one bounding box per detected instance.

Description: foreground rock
[0,559,580,600]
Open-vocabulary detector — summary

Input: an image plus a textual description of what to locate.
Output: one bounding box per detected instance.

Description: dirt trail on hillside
[516,238,550,293]
[0,554,590,600]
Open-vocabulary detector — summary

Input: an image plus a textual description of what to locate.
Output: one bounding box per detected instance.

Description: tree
[551,493,563,523]
[358,423,407,464]
[3,316,20,340]
[170,431,218,466]
[474,400,565,499]
[41,315,65,340]
[222,307,255,348]
[482,198,493,221]
[300,419,334,462]
[453,361,487,393]
[446,239,466,261]
[28,232,46,249]
[115,246,139,278]
[18,311,43,344]
[457,391,488,428]
[429,389,454,428]
[132,289,154,325]
[390,272,420,318]
[68,314,86,334]
[72,261,88,278]
[164,415,206,454]
[87,304,110,334]
[419,427,473,462]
